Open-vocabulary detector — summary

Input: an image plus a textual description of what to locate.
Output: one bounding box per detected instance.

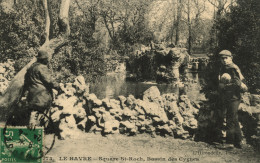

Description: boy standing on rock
[217,50,247,149]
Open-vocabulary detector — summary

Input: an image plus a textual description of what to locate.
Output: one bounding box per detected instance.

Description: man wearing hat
[217,50,247,149]
[24,50,60,115]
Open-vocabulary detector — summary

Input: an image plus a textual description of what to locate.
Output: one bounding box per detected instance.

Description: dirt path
[44,133,260,163]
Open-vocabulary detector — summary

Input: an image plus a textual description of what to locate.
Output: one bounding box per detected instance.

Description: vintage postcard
[0,0,259,163]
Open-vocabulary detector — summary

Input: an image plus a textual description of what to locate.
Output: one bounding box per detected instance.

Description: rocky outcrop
[195,92,260,150]
[23,75,259,145]
[27,76,199,140]
[1,67,258,147]
[239,93,260,149]
[126,43,189,82]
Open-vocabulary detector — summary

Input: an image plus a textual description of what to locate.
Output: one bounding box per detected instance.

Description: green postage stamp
[0,126,43,163]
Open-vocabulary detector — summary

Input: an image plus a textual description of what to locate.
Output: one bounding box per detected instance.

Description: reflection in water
[192,72,199,81]
[90,72,204,101]
[186,72,205,101]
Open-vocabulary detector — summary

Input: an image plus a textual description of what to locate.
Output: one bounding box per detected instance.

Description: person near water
[23,50,60,126]
[217,49,247,149]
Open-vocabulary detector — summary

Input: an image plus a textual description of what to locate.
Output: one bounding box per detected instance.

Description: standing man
[218,50,247,149]
[24,50,60,126]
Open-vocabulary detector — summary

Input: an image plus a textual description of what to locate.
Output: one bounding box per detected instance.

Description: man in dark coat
[24,50,60,113]
[217,50,246,149]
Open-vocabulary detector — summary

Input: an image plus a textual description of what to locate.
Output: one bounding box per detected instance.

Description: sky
[202,1,215,19]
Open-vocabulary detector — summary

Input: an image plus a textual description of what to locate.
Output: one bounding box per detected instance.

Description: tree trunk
[58,0,70,37]
[43,0,50,43]
[0,0,71,111]
[41,0,70,56]
[175,0,182,46]
[170,0,177,44]
[187,0,192,54]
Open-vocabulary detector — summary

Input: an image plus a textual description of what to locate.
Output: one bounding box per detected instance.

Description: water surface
[89,72,205,101]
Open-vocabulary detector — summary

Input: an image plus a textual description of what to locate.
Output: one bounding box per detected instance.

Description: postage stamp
[0,126,43,163]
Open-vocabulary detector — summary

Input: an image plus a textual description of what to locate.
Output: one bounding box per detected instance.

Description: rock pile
[0,59,15,94]
[127,43,189,82]
[47,77,199,140]
[195,92,260,149]
[239,93,260,149]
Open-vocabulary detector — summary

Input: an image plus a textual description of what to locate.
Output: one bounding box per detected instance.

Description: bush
[207,0,260,93]
[0,1,107,83]
[0,1,45,69]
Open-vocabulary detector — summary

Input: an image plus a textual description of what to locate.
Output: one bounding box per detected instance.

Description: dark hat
[219,50,232,57]
[37,50,49,59]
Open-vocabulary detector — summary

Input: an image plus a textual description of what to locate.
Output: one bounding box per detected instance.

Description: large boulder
[120,121,138,135]
[143,86,162,104]
[118,95,126,107]
[85,93,102,111]
[142,101,168,123]
[241,93,251,105]
[51,110,62,123]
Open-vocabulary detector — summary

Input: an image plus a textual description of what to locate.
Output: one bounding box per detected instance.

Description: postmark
[1,109,56,163]
[1,126,43,162]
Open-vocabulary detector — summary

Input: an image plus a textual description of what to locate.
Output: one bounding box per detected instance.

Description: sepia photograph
[0,0,259,162]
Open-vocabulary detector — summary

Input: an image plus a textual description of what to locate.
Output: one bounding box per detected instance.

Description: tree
[174,0,183,45]
[208,0,235,50]
[183,0,206,54]
[75,0,100,32]
[216,0,260,92]
[184,0,192,54]
[99,0,121,49]
[117,0,153,45]
[0,0,71,110]
[89,0,153,52]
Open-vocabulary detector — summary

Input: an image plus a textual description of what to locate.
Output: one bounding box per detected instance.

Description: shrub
[216,0,260,93]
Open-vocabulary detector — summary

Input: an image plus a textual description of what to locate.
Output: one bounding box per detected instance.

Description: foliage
[0,1,45,69]
[0,0,106,83]
[213,0,260,93]
[98,0,154,54]
[117,0,154,44]
[190,19,213,53]
[52,1,107,83]
[0,0,216,84]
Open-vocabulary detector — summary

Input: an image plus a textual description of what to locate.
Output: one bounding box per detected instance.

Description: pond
[89,72,205,102]
[0,72,205,122]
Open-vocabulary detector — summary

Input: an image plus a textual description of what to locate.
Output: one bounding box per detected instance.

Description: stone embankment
[45,75,260,149]
[45,76,199,139]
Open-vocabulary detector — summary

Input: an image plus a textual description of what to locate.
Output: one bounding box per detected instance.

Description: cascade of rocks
[0,58,259,148]
[38,76,199,139]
